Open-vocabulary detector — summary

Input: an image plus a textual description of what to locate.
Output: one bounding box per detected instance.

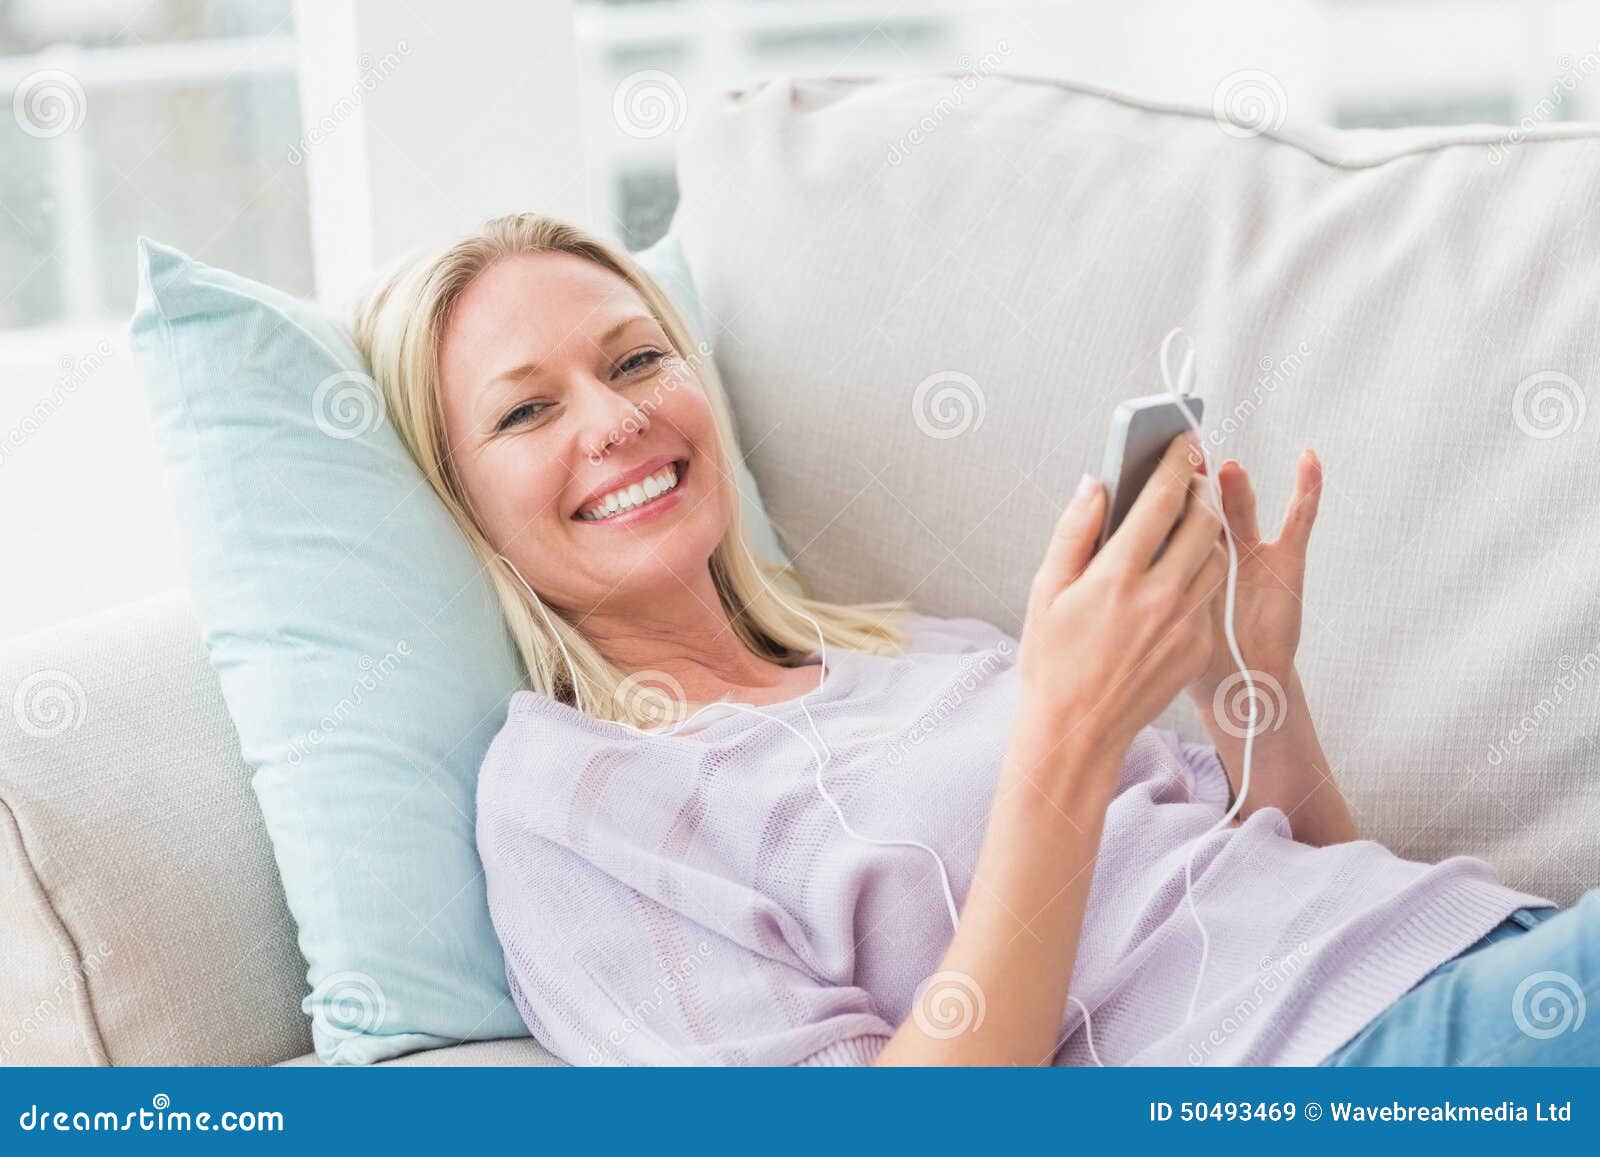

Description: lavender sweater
[476,614,1552,1066]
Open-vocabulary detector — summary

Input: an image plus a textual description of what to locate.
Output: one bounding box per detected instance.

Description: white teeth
[579,464,681,521]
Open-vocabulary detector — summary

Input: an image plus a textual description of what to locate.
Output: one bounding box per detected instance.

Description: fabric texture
[125,233,786,1064]
[673,73,1600,906]
[1321,897,1596,1064]
[477,614,1553,1066]
[0,590,310,1065]
[276,1036,562,1067]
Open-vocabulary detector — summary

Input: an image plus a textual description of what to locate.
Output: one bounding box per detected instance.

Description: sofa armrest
[0,589,312,1066]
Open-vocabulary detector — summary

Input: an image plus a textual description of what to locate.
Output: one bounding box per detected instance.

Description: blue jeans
[1321,887,1600,1065]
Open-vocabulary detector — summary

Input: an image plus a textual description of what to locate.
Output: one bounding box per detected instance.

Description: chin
[611,523,725,593]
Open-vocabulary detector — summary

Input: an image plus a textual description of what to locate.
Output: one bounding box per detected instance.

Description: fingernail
[1074,473,1097,502]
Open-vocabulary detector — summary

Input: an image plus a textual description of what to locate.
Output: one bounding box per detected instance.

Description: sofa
[5,71,1599,1066]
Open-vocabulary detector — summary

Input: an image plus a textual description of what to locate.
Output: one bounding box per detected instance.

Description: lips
[570,453,683,520]
[572,456,689,522]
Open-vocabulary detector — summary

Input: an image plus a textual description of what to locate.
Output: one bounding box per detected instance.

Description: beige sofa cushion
[0,591,312,1065]
[674,74,1600,903]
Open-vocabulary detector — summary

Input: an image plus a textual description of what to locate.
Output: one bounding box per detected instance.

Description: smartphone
[1096,393,1205,552]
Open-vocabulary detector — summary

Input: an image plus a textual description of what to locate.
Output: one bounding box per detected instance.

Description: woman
[351,212,1592,1066]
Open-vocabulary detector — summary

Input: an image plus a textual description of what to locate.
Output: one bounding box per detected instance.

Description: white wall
[291,0,588,303]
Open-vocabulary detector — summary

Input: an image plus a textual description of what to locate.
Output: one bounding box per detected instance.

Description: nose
[571,375,650,463]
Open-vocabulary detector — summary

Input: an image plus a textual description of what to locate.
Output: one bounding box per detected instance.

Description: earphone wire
[494,524,963,928]
[503,545,1093,1056]
[1063,331,1255,1064]
[493,331,1239,1066]
[1158,327,1257,1027]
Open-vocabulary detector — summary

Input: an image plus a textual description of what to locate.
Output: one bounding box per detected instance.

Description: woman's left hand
[1181,448,1357,845]
[1185,448,1321,721]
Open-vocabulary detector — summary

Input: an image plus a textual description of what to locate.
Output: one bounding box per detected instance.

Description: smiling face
[436,251,732,616]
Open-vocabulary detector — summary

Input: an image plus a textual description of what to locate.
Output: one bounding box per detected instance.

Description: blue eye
[496,351,666,432]
[617,349,665,376]
[496,401,545,431]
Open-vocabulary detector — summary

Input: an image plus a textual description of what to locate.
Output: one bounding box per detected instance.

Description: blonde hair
[348,212,910,726]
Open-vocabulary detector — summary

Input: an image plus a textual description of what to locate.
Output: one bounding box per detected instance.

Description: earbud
[498,553,580,692]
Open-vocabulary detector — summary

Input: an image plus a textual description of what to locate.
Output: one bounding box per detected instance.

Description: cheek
[657,382,725,470]
[664,391,736,517]
[462,449,567,550]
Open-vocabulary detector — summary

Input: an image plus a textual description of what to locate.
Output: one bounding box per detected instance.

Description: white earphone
[495,527,962,921]
[498,328,1252,1067]
[1159,327,1257,1029]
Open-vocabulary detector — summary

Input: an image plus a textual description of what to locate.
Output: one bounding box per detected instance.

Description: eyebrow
[481,314,657,398]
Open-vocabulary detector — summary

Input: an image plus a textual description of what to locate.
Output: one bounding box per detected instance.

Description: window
[1,1,309,638]
[0,1,310,329]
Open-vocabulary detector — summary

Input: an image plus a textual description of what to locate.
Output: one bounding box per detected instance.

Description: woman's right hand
[876,434,1230,1066]
[1013,431,1228,787]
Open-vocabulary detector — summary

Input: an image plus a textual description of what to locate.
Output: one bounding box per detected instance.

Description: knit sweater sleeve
[1176,735,1234,811]
[479,802,897,1067]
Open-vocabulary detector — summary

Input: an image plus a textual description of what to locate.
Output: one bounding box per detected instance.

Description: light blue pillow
[634,232,786,564]
[129,231,786,1064]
